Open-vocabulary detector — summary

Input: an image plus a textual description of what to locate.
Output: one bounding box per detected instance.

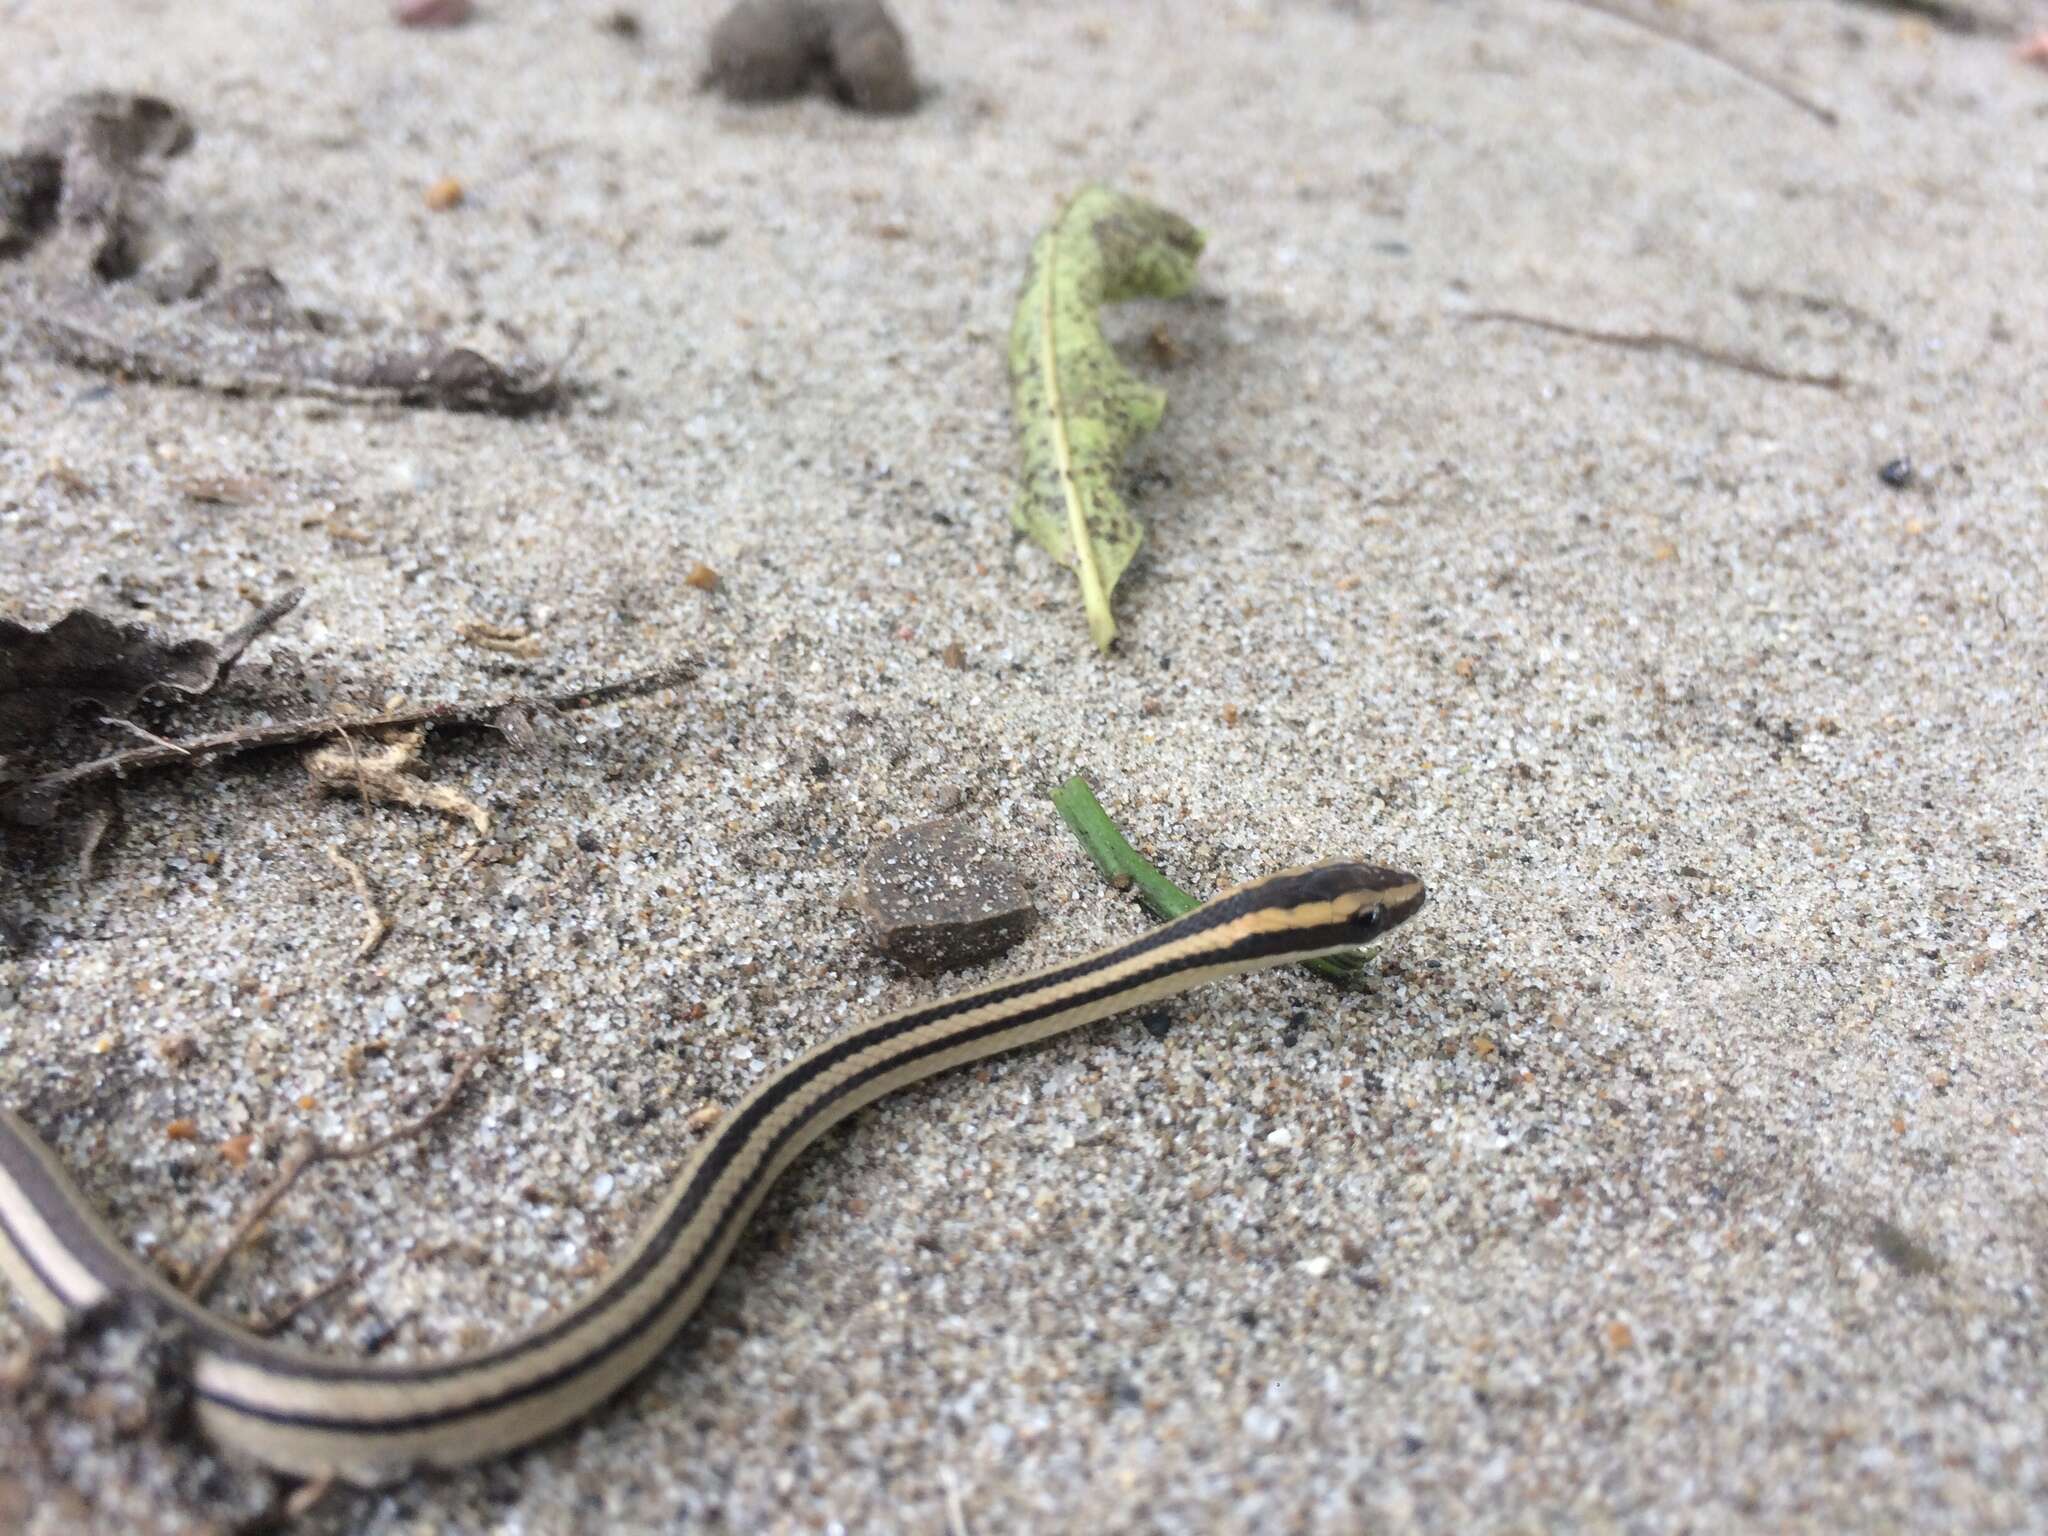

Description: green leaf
[1008,185,1204,652]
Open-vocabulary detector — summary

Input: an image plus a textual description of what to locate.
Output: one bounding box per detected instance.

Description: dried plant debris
[34,266,565,416]
[305,727,491,835]
[1842,0,2013,33]
[1009,186,1205,652]
[0,91,217,299]
[2,658,699,827]
[0,588,303,756]
[703,0,919,113]
[1549,0,1836,127]
[5,95,564,412]
[1460,307,1847,391]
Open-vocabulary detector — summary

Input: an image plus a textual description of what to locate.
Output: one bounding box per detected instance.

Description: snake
[0,858,1425,1485]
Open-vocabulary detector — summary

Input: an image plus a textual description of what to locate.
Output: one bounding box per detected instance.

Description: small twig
[1841,0,1991,34]
[246,1269,358,1338]
[186,1053,481,1303]
[1050,774,1371,986]
[1551,0,1838,127]
[74,789,118,888]
[334,726,373,818]
[2,659,698,823]
[1460,308,1847,391]
[323,844,389,960]
[97,716,191,754]
[212,587,307,676]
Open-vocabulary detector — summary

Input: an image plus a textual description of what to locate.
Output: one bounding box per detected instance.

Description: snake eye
[1352,904,1383,931]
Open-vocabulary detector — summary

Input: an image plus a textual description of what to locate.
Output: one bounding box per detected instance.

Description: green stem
[1050,774,1370,986]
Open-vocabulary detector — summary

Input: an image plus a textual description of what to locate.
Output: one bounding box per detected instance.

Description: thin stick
[323,844,389,960]
[186,1053,481,1303]
[1842,0,1988,34]
[2,659,698,822]
[98,716,190,754]
[1460,308,1847,391]
[1552,0,1839,127]
[246,1270,358,1338]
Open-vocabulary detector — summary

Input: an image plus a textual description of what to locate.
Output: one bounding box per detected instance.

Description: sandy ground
[2,1,2045,1532]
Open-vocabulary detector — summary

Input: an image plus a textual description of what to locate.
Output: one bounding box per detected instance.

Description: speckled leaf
[1008,185,1204,652]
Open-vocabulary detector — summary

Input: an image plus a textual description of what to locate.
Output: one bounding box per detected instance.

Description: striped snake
[1,859,1425,1484]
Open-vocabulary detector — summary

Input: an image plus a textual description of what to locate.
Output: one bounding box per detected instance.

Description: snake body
[0,859,1424,1483]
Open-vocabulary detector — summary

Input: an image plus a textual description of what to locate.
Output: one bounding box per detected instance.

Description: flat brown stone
[855,816,1037,975]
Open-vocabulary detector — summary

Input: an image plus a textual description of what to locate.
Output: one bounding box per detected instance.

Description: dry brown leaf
[0,588,302,754]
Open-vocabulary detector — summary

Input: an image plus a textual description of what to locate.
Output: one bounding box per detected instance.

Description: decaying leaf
[5,93,565,414]
[1007,185,1204,652]
[0,588,303,754]
[34,268,563,416]
[702,0,919,113]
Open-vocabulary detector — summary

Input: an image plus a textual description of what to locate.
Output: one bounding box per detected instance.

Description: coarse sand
[2,2,2045,1532]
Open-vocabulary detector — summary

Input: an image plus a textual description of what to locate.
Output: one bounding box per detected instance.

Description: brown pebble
[220,1134,255,1168]
[393,0,473,25]
[942,640,966,669]
[855,816,1038,975]
[686,561,719,592]
[686,1103,725,1133]
[703,0,819,100]
[826,0,919,111]
[164,1118,198,1141]
[702,0,918,114]
[1140,697,1163,717]
[1221,703,1239,726]
[424,176,465,211]
[1471,1035,1496,1057]
[153,1033,197,1067]
[1605,1321,1634,1351]
[296,1094,317,1111]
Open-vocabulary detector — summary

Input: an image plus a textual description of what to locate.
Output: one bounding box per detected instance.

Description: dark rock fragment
[702,0,918,114]
[856,816,1037,975]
